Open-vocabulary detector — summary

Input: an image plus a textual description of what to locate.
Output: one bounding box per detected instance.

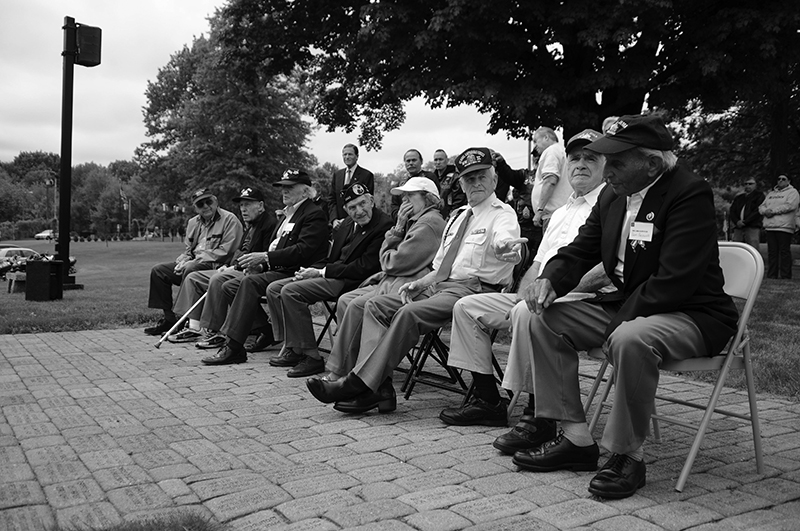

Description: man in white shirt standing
[531,127,571,231]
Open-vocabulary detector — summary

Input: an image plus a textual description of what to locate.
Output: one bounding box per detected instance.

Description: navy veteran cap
[233,187,265,203]
[273,168,312,187]
[566,129,603,154]
[341,182,370,204]
[586,114,674,154]
[190,188,214,205]
[455,147,493,175]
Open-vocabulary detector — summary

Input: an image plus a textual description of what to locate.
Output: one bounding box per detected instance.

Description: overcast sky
[0,0,533,176]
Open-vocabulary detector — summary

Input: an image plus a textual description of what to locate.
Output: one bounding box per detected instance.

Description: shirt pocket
[463,231,488,269]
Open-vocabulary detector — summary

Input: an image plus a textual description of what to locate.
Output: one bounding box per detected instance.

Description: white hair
[637,147,678,171]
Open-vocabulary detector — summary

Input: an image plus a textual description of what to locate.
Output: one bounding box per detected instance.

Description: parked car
[0,248,39,259]
[35,229,56,240]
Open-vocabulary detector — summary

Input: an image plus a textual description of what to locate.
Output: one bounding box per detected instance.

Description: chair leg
[743,343,764,474]
[674,352,738,492]
[584,359,609,416]
[588,368,614,434]
[651,404,661,444]
[507,390,522,418]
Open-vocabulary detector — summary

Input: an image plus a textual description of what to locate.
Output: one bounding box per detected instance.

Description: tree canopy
[138,19,317,209]
[215,0,799,177]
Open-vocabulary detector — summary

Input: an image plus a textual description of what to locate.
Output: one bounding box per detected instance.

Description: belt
[480,281,503,292]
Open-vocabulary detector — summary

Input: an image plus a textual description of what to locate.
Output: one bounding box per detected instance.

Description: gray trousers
[147,261,216,311]
[529,301,705,455]
[352,278,491,391]
[174,268,243,325]
[265,276,349,350]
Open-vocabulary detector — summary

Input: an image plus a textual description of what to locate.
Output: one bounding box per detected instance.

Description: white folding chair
[585,241,764,492]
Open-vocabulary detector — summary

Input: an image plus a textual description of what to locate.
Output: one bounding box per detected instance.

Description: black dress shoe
[588,453,646,499]
[512,431,599,472]
[144,318,176,336]
[306,373,370,404]
[201,345,247,365]
[439,397,508,427]
[287,356,325,378]
[334,379,396,414]
[493,413,557,455]
[246,332,281,352]
[269,349,305,367]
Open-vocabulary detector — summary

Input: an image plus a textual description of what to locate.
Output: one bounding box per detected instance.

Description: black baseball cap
[586,115,674,154]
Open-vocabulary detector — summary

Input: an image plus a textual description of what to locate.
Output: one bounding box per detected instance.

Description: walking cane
[154,292,207,349]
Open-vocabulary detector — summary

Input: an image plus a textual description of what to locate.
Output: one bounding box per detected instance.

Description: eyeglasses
[744,182,756,185]
[194,199,214,208]
[778,177,789,181]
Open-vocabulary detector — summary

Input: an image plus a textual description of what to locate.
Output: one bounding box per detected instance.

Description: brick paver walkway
[1,327,799,530]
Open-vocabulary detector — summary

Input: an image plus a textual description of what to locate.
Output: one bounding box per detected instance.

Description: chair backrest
[717,241,764,350]
[718,242,763,299]
[507,243,533,293]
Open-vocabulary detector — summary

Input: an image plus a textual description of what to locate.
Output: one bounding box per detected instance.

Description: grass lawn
[0,238,184,334]
[1,238,799,400]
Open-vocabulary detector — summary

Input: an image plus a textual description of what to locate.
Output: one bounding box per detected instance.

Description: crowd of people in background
[729,175,799,279]
[141,113,792,500]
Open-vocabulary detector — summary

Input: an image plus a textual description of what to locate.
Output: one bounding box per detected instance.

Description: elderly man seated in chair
[322,177,446,382]
[264,183,392,378]
[439,130,613,430]
[306,147,521,414]
[515,115,738,500]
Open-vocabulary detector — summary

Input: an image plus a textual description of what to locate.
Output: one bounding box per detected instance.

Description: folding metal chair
[585,241,764,492]
[402,244,534,402]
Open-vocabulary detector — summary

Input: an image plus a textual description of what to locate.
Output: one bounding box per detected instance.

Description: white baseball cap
[390,176,439,196]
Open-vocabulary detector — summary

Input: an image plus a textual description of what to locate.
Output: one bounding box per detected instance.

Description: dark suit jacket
[328,165,375,222]
[324,206,394,283]
[232,210,277,263]
[541,164,738,357]
[267,199,329,273]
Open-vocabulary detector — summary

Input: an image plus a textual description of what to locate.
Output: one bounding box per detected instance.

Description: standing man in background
[328,144,374,231]
[729,179,765,249]
[530,127,570,232]
[433,149,465,218]
[390,149,439,219]
[759,174,799,279]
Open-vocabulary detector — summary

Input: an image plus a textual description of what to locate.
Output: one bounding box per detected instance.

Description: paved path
[1,327,799,530]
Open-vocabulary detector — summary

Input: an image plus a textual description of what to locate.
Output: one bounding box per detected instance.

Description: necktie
[345,168,352,185]
[434,209,473,282]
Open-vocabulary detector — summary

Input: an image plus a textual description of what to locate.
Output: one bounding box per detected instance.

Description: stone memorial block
[93,465,151,490]
[205,485,291,522]
[55,501,122,530]
[107,484,173,512]
[0,481,46,509]
[44,479,105,508]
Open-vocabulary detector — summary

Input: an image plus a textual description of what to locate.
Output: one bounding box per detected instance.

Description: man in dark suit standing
[390,149,440,219]
[201,169,329,365]
[328,144,375,231]
[265,183,393,377]
[513,115,738,500]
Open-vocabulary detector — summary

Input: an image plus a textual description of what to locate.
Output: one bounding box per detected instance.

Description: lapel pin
[646,212,654,221]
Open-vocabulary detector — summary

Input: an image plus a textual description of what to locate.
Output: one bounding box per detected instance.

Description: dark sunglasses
[194,198,214,208]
